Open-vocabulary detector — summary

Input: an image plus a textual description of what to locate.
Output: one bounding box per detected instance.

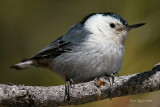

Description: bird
[11,12,145,84]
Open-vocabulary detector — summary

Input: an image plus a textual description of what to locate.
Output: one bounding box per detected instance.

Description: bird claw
[105,73,119,100]
[64,79,73,101]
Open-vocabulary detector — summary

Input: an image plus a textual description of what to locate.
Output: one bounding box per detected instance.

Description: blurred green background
[0,0,160,107]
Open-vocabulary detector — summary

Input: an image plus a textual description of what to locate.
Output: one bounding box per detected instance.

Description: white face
[84,14,129,44]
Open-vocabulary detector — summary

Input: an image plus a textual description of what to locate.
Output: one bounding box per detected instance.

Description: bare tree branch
[0,63,160,107]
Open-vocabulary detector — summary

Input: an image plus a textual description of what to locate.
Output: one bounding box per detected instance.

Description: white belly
[52,41,124,83]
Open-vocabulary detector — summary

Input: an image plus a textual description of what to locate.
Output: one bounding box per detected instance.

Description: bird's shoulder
[31,23,90,60]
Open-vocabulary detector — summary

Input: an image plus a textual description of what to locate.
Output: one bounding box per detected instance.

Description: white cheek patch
[83,14,128,44]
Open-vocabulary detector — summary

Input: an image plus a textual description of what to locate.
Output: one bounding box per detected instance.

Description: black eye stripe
[110,23,115,28]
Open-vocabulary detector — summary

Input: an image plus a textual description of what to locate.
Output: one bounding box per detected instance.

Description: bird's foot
[105,73,119,100]
[64,79,73,101]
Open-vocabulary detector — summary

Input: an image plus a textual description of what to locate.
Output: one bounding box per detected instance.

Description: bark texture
[0,63,160,107]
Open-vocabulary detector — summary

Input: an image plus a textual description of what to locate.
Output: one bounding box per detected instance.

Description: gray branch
[1,63,160,107]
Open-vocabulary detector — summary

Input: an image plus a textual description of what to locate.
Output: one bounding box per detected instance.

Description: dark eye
[110,23,116,28]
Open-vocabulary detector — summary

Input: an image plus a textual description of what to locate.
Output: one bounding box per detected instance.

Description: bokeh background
[0,0,160,107]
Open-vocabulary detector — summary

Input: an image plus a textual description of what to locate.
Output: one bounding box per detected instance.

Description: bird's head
[81,12,145,44]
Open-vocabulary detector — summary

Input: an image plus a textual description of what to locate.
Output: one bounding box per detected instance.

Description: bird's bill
[126,23,145,30]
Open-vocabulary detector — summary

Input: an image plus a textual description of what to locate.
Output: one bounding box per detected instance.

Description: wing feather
[31,37,73,59]
[31,23,90,60]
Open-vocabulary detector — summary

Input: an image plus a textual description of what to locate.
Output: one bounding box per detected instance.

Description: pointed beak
[126,23,146,30]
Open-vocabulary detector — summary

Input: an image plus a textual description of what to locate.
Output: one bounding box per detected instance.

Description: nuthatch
[11,12,145,100]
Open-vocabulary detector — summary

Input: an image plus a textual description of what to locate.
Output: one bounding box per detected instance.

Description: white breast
[52,35,124,82]
[82,38,124,75]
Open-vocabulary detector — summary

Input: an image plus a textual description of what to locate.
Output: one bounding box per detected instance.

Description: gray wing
[31,23,90,60]
[31,37,73,59]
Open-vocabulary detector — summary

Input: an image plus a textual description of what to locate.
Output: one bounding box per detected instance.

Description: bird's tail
[10,59,35,70]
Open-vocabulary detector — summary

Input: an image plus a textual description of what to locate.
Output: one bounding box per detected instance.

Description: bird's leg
[64,78,73,101]
[108,72,119,86]
[105,75,113,100]
[105,72,119,100]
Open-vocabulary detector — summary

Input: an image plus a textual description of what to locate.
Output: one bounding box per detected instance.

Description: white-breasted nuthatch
[11,12,145,83]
